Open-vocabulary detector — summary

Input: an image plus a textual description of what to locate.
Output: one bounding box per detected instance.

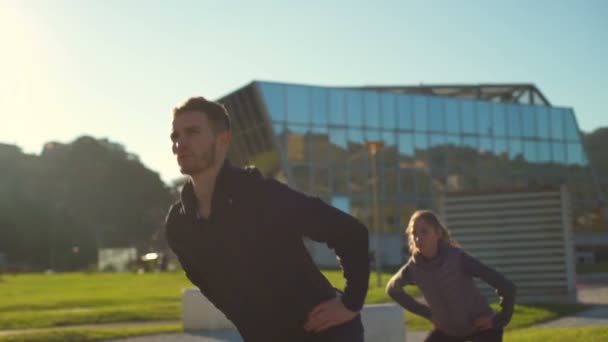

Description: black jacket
[165,161,370,341]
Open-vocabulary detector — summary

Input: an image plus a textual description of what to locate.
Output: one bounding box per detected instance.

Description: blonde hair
[405,210,456,255]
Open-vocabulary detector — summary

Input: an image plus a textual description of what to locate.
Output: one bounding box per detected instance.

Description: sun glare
[0,3,33,116]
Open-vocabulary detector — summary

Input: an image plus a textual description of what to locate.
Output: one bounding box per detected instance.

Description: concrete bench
[182,287,406,341]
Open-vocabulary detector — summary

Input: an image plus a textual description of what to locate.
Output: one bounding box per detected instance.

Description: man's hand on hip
[303,297,358,333]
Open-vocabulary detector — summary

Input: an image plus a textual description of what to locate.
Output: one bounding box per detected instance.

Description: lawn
[576,261,608,274]
[0,272,187,330]
[0,324,182,342]
[504,326,608,342]
[0,271,592,340]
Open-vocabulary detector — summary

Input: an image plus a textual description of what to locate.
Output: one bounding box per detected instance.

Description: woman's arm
[461,252,517,328]
[385,262,432,320]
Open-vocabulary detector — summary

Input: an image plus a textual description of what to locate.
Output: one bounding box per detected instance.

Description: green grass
[0,271,406,330]
[0,272,189,330]
[404,302,589,331]
[0,271,591,341]
[324,270,421,303]
[0,324,181,342]
[504,326,608,342]
[576,261,608,274]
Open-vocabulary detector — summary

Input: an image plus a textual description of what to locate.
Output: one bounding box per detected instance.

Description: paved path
[538,275,608,328]
[105,331,242,342]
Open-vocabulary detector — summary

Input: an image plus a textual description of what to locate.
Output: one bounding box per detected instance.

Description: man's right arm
[164,203,208,293]
[386,262,432,320]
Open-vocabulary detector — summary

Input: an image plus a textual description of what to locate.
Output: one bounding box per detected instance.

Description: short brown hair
[173,97,231,133]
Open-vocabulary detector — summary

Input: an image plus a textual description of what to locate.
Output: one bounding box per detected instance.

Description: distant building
[217,81,602,240]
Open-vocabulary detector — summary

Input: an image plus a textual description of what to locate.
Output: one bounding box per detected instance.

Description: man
[165,96,370,341]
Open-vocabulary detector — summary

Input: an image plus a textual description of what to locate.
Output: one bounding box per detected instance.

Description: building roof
[357,83,551,106]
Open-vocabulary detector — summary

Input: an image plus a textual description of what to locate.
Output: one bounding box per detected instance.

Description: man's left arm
[265,179,369,328]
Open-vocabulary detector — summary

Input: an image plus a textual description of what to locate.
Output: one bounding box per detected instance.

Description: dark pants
[304,315,364,342]
[424,327,503,342]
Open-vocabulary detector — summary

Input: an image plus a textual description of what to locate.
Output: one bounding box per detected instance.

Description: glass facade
[220,81,597,232]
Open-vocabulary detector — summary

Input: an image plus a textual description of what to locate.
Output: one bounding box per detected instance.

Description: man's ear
[218,130,231,147]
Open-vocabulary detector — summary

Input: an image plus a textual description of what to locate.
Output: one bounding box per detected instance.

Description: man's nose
[172,140,186,154]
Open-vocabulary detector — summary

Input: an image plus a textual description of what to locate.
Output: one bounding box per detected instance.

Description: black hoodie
[165,161,370,341]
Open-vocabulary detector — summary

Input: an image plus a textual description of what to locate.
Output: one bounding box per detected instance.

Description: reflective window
[509,139,523,159]
[414,133,428,153]
[552,142,566,163]
[383,131,396,145]
[332,165,348,194]
[364,92,381,128]
[536,107,550,139]
[399,170,416,204]
[563,110,580,141]
[521,105,536,138]
[461,101,475,134]
[311,126,329,164]
[329,128,347,149]
[414,97,428,131]
[523,140,537,162]
[346,91,364,127]
[381,93,397,129]
[287,124,310,134]
[480,138,492,153]
[329,89,346,126]
[397,96,413,130]
[492,103,507,137]
[365,129,381,142]
[273,123,284,135]
[550,108,564,140]
[348,128,365,145]
[507,105,522,137]
[330,145,347,166]
[429,98,444,132]
[477,102,492,136]
[312,167,330,195]
[286,85,309,124]
[331,196,351,213]
[463,136,478,149]
[398,133,414,156]
[258,82,285,121]
[446,134,461,146]
[382,131,397,166]
[567,143,585,165]
[311,87,328,125]
[292,164,310,192]
[494,139,507,157]
[286,125,309,162]
[430,134,446,147]
[445,99,460,134]
[538,142,551,162]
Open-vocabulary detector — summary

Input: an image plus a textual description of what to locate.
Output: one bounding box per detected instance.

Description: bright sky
[1,0,606,185]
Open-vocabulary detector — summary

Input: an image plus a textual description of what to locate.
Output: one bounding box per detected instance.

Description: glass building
[218,81,600,234]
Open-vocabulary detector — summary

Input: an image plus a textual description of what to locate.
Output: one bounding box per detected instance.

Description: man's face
[171,111,218,176]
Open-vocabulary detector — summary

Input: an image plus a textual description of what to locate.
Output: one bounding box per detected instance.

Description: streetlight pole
[366,141,384,288]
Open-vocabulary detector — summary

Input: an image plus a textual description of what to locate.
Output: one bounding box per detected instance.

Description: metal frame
[358,84,552,106]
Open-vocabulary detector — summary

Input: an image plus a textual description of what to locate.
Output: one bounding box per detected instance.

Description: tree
[0,137,173,271]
